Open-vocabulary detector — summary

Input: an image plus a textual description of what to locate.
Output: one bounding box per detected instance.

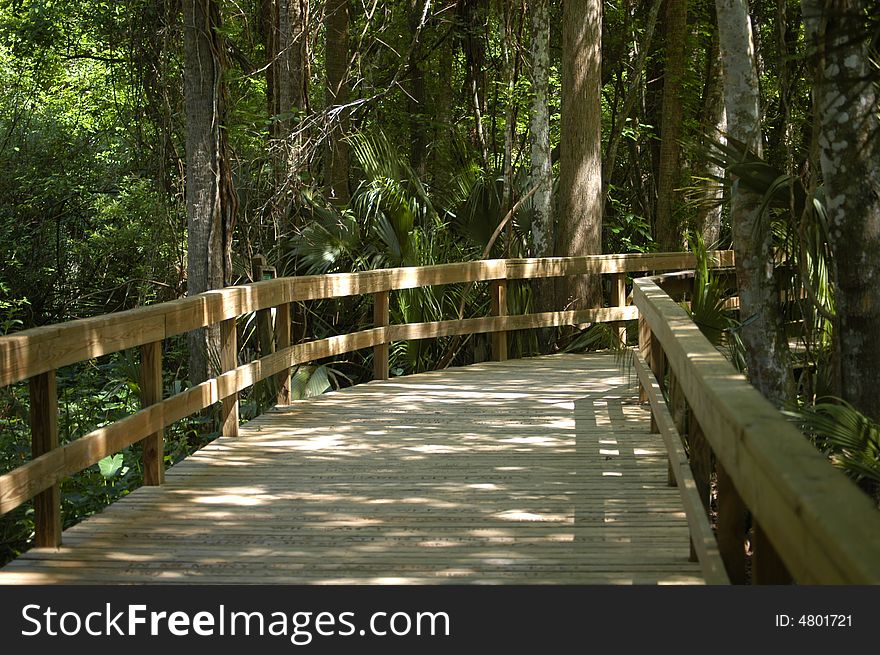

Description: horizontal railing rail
[633,276,880,584]
[0,251,733,550]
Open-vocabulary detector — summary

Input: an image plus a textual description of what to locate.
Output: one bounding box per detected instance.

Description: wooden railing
[633,276,880,584]
[2,251,733,552]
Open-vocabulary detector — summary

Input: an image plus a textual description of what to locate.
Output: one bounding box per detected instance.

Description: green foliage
[787,400,880,503]
[686,234,746,370]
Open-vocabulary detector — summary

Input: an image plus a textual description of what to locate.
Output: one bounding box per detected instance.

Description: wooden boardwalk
[0,353,703,584]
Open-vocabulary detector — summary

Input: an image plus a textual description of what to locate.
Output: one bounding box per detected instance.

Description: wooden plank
[638,314,651,404]
[0,253,732,388]
[505,251,734,280]
[634,276,880,583]
[0,304,167,388]
[388,307,638,343]
[490,280,508,361]
[2,353,703,585]
[373,291,390,381]
[219,318,239,438]
[686,417,713,561]
[752,520,793,585]
[716,461,747,584]
[388,260,507,289]
[610,272,627,346]
[631,352,729,584]
[29,371,61,548]
[139,341,164,486]
[275,303,292,405]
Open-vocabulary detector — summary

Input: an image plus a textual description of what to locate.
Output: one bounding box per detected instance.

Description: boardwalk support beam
[139,341,165,486]
[29,370,61,548]
[490,280,508,362]
[373,290,390,380]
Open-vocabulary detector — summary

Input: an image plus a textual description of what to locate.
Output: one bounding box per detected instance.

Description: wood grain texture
[632,352,729,584]
[139,341,165,486]
[274,303,291,405]
[373,291,390,381]
[0,252,733,387]
[490,280,508,361]
[219,318,239,438]
[634,277,880,583]
[29,371,61,548]
[0,353,703,585]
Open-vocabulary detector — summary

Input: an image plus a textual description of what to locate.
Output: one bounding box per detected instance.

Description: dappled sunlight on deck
[0,353,703,585]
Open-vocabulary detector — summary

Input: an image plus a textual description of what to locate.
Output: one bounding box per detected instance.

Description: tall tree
[408,0,428,178]
[655,0,689,250]
[802,0,880,420]
[264,0,309,228]
[716,0,793,404]
[695,19,726,246]
[183,0,238,384]
[557,0,603,311]
[529,0,553,265]
[457,0,489,167]
[324,0,350,205]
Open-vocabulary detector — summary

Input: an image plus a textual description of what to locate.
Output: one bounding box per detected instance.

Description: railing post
[716,461,747,583]
[139,341,165,486]
[29,370,61,547]
[610,272,626,346]
[253,255,276,359]
[373,290,390,380]
[639,319,665,433]
[275,302,292,404]
[219,318,239,437]
[686,415,713,562]
[253,254,278,405]
[490,279,508,362]
[753,521,793,584]
[637,314,651,404]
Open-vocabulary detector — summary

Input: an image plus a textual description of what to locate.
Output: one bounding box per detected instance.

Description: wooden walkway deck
[0,353,703,584]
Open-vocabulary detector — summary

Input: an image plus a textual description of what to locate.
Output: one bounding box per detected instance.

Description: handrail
[633,276,880,584]
[0,251,733,388]
[0,251,733,549]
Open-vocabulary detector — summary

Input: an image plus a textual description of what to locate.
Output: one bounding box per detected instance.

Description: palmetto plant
[692,135,880,501]
[786,400,880,505]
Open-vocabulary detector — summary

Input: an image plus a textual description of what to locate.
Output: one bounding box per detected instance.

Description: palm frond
[786,400,880,495]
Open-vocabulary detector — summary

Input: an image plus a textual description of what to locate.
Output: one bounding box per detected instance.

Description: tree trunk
[266,1,309,228]
[324,0,350,205]
[458,0,489,168]
[602,0,663,198]
[530,0,555,318]
[803,0,880,420]
[408,0,427,178]
[655,0,689,251]
[530,0,552,262]
[557,0,603,311]
[695,16,726,246]
[716,0,793,405]
[184,0,238,384]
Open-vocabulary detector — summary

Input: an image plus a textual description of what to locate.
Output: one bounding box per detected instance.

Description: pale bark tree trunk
[529,0,552,261]
[695,21,726,246]
[557,0,603,311]
[324,0,350,205]
[501,0,519,246]
[803,0,880,420]
[655,0,689,251]
[184,0,238,384]
[716,0,793,404]
[529,0,555,317]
